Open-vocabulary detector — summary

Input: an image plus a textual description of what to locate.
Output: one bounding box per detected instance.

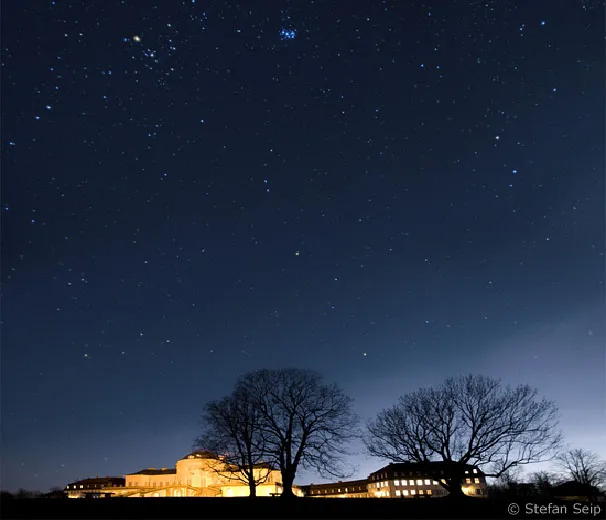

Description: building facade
[66,451,303,498]
[301,462,488,499]
[301,479,369,498]
[65,477,125,498]
[366,462,488,498]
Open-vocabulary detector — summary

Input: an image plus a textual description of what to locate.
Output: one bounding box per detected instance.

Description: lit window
[403,490,409,496]
[433,480,439,484]
[424,479,431,485]
[465,470,469,474]
[386,491,390,496]
[427,489,432,495]
[410,489,416,495]
[409,480,415,486]
[473,469,478,474]
[417,480,423,486]
[474,478,480,484]
[466,479,471,484]
[396,490,401,496]
[394,480,399,486]
[80,485,84,489]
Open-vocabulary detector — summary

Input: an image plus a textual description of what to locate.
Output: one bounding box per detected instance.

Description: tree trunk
[280,471,296,498]
[443,478,468,500]
[248,483,257,498]
[447,483,465,498]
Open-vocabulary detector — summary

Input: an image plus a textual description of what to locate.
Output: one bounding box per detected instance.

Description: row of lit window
[374,479,435,487]
[311,485,364,494]
[374,477,480,488]
[67,482,121,490]
[376,489,435,497]
[128,481,173,487]
[398,489,433,496]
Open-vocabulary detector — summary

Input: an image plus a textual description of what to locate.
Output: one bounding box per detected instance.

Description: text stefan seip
[525,503,602,517]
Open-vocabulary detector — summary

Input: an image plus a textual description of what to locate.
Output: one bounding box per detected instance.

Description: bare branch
[237,368,360,497]
[556,448,606,489]
[365,374,562,496]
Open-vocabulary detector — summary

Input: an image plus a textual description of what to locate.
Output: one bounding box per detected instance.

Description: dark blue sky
[1,0,604,492]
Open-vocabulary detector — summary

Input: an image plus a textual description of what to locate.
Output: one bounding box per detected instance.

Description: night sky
[2,0,604,493]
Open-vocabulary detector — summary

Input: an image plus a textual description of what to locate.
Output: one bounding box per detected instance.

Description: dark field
[2,497,602,520]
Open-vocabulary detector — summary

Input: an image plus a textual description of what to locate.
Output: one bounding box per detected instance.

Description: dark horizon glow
[1,0,604,493]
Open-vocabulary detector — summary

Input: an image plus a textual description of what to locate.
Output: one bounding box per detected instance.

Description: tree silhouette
[237,368,359,498]
[556,448,606,489]
[195,387,271,497]
[365,374,562,497]
[527,471,558,498]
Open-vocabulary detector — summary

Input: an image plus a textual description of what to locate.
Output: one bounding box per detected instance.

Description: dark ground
[1,496,603,520]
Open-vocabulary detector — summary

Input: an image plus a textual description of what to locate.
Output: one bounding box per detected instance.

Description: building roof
[179,450,219,460]
[369,461,484,477]
[66,476,125,486]
[129,468,177,475]
[302,479,369,490]
[67,477,126,486]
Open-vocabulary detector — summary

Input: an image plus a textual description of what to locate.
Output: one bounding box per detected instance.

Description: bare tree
[365,374,562,497]
[194,387,271,497]
[237,368,359,498]
[556,449,606,489]
[14,489,42,499]
[527,471,558,497]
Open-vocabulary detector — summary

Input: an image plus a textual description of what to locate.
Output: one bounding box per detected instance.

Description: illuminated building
[366,462,488,498]
[302,462,488,499]
[65,477,125,498]
[65,450,303,498]
[300,479,369,498]
[64,454,486,499]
